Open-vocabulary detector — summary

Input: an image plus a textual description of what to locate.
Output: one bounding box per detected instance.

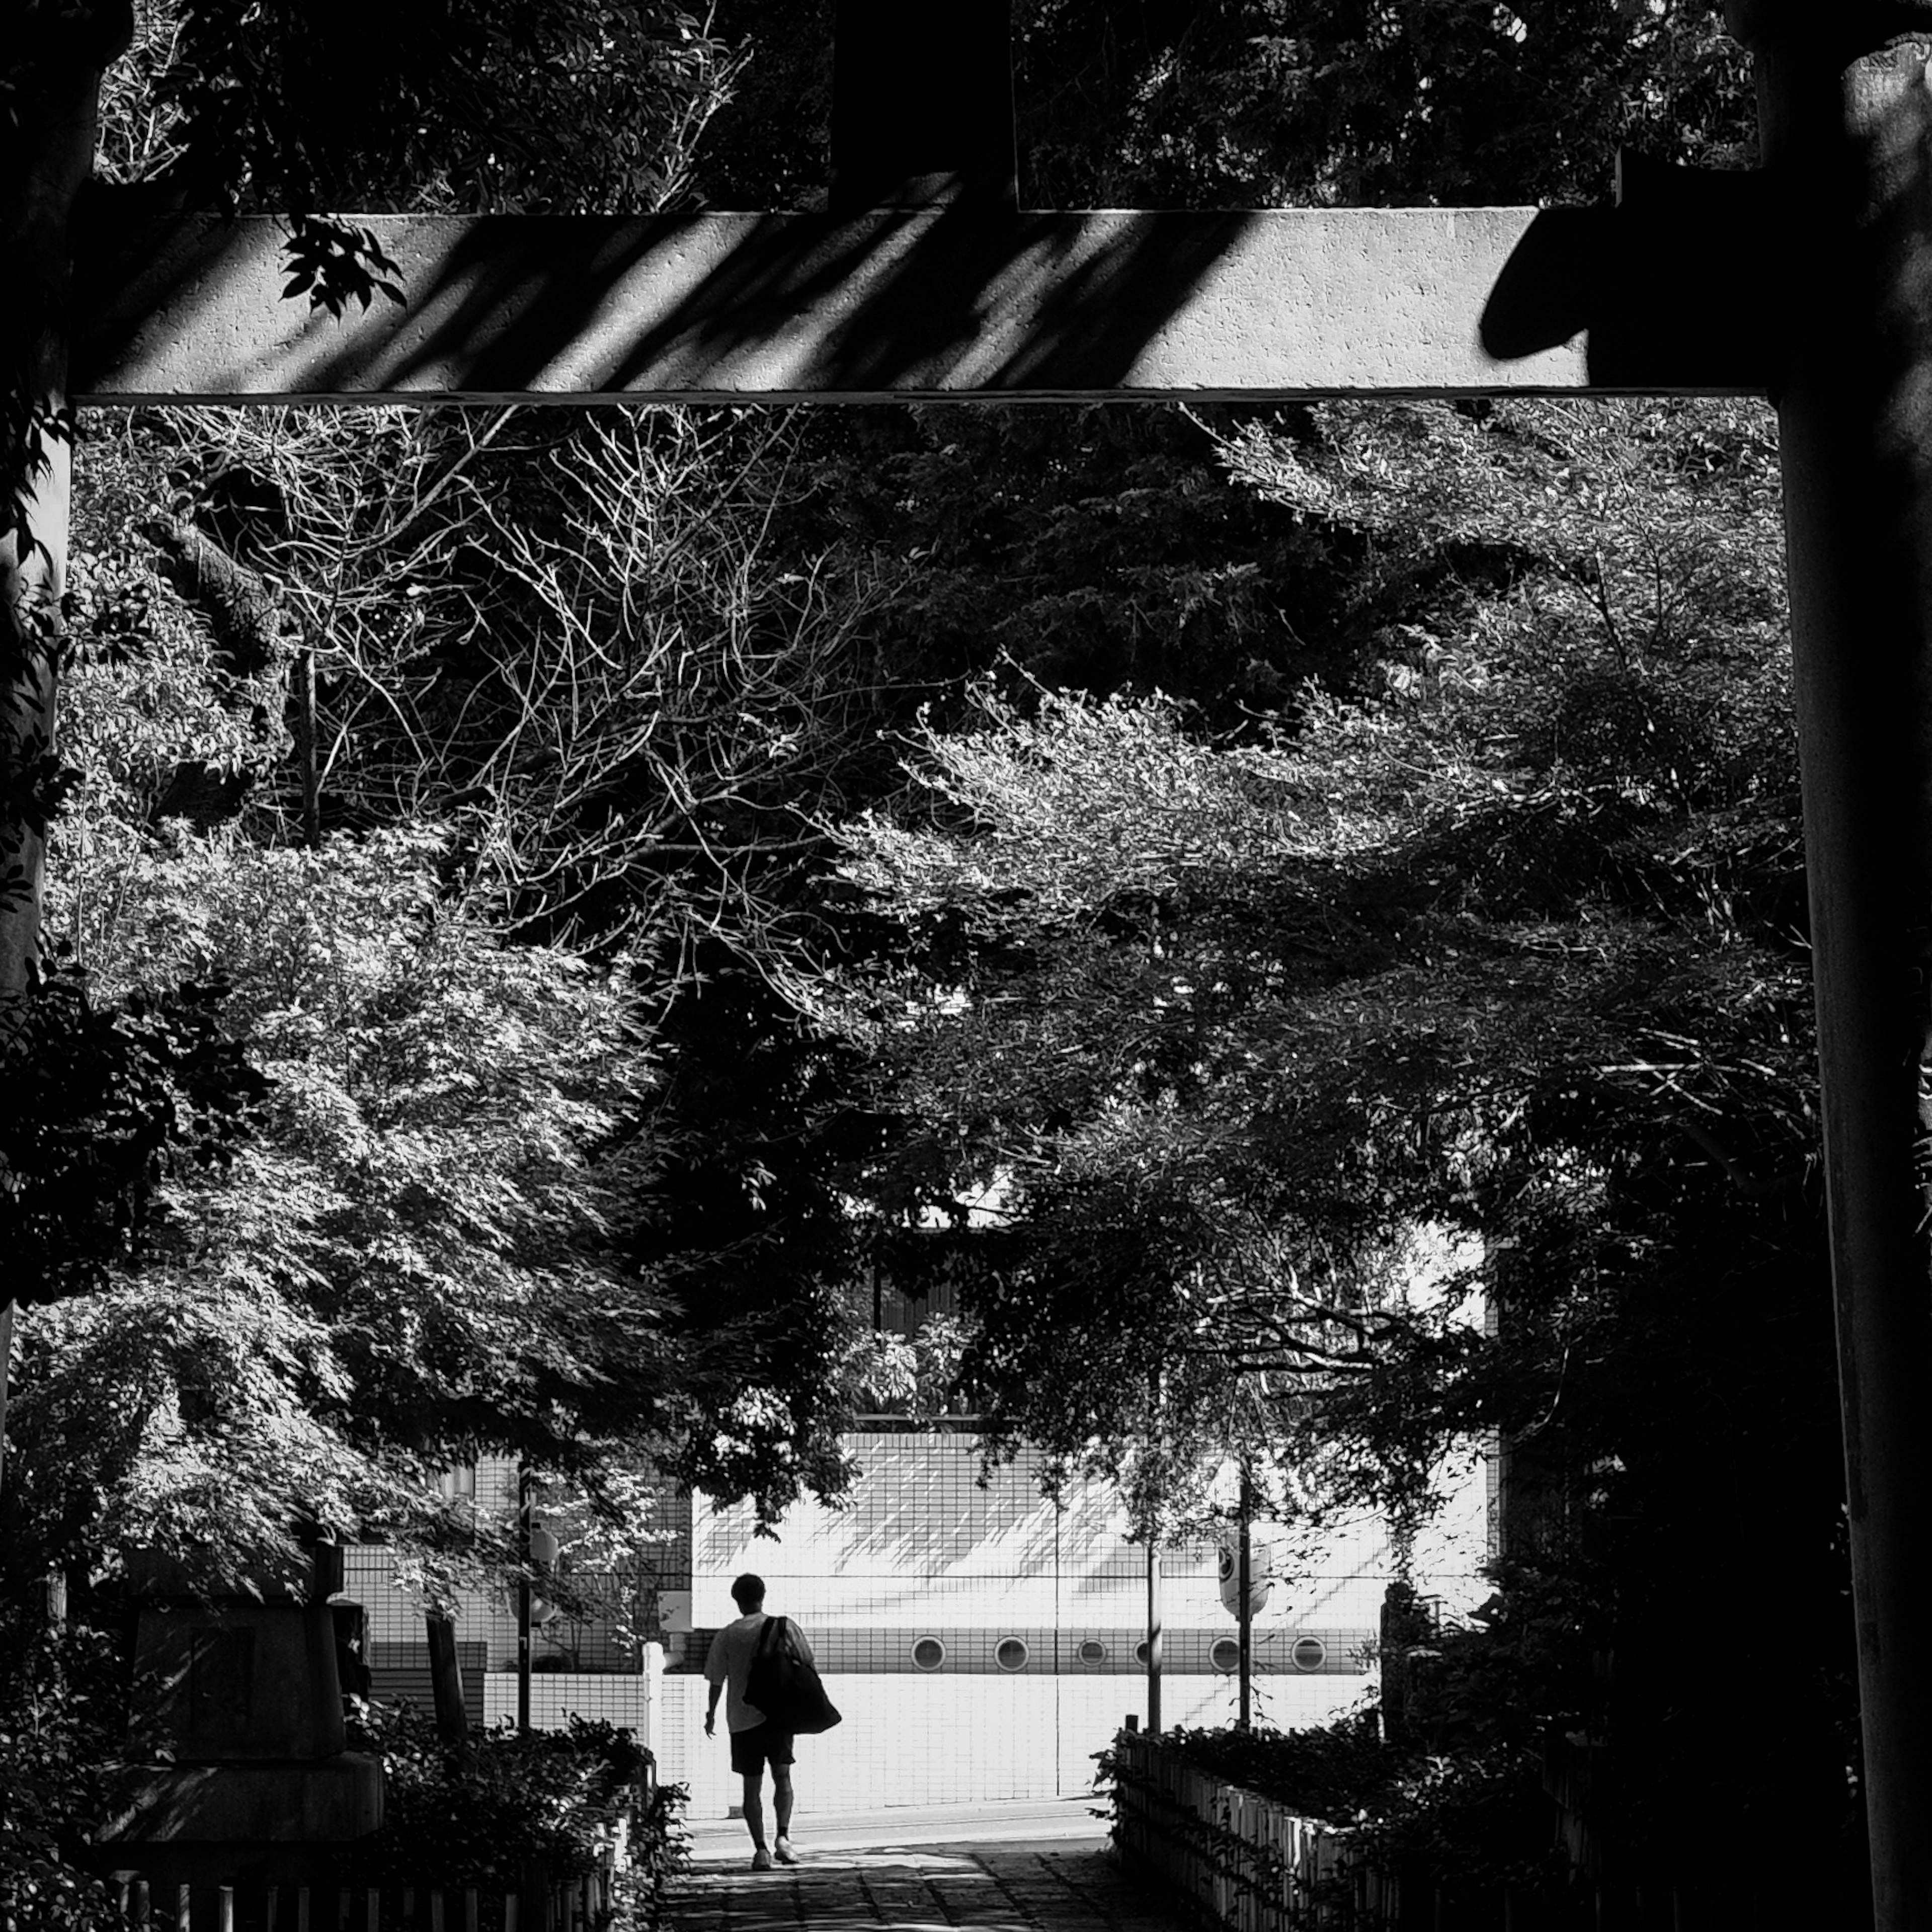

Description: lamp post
[516,1465,532,1737]
[1237,1465,1253,1730]
[1145,1538,1162,1736]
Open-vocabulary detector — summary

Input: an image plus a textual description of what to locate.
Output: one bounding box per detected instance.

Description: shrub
[342,1702,685,1897]
[1128,1708,1398,1827]
[619,1781,689,1927]
[1122,1702,1560,1897]
[0,1618,131,1932]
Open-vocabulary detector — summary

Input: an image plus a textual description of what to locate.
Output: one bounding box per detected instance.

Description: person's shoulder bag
[746,1615,842,1735]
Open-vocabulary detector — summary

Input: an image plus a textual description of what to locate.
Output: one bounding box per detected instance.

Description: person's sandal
[751,1848,774,1871]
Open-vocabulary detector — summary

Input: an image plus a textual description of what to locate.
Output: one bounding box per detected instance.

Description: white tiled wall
[653,1667,1376,1821]
[481,1670,654,1735]
[683,1434,1439,1632]
[344,1457,676,1673]
[657,1432,1478,1814]
[345,1549,504,1650]
[343,1429,1489,1816]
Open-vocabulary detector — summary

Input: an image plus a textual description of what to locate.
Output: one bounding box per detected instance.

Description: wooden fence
[1110,1729,1397,1931]
[1107,1730,1855,1932]
[107,1825,628,1932]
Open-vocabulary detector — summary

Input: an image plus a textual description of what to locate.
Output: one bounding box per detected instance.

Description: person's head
[731,1572,766,1613]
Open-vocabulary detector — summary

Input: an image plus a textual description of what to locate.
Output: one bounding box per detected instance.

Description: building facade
[341,1427,1487,1817]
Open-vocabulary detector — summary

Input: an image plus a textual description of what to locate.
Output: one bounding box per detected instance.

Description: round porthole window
[1077,1639,1108,1666]
[1210,1637,1241,1674]
[1290,1636,1327,1672]
[996,1637,1029,1672]
[1134,1639,1150,1664]
[912,1636,946,1671]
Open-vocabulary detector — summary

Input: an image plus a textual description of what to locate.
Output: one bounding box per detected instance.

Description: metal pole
[1237,1466,1253,1730]
[1146,1538,1162,1736]
[1727,6,1932,1924]
[517,1464,532,1737]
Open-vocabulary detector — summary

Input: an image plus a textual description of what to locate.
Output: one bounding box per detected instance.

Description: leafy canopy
[833,396,1805,1515]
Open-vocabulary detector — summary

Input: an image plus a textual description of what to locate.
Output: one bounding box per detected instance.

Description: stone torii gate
[9,1,1932,1923]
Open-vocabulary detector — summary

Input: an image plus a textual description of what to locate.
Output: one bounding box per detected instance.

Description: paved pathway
[663,1800,1189,1932]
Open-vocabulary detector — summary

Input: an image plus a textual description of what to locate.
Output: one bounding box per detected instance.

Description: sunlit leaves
[831,395,1807,1535]
[13,822,663,1589]
[152,0,744,220]
[1011,0,1752,211]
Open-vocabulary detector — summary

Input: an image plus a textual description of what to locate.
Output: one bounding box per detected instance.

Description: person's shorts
[730,1721,796,1776]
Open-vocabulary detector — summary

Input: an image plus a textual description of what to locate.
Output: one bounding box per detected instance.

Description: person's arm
[703,1629,728,1736]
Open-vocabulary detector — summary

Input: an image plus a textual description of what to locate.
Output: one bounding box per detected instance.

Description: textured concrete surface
[74,202,1629,405]
[682,1799,1109,1861]
[666,1801,1185,1932]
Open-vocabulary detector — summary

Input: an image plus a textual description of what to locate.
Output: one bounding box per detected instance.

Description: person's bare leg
[741,1772,768,1859]
[773,1767,796,1861]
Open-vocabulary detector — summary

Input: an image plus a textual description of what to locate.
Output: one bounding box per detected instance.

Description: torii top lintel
[70,2,1773,407]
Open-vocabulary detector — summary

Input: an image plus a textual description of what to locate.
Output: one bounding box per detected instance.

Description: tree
[4,0,746,999]
[8,347,951,1583]
[6,396,884,1599]
[835,395,1797,1433]
[691,3,1755,214]
[830,394,1860,1892]
[154,0,742,219]
[67,401,916,1523]
[145,404,903,953]
[1010,0,1753,210]
[6,813,666,1599]
[752,402,1353,726]
[1,0,754,1542]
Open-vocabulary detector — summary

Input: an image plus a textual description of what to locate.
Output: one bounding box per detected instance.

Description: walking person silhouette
[703,1572,814,1869]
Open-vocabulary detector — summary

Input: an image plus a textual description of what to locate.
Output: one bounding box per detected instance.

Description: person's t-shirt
[703,1611,816,1732]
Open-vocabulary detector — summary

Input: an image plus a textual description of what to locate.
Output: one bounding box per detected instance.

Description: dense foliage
[341,1703,675,1893]
[1117,1706,1564,1900]
[830,396,1861,1900]
[693,0,1753,211]
[1009,0,1753,209]
[834,396,1804,1493]
[1110,1709,1395,1828]
[4,398,902,1602]
[13,826,661,1580]
[0,1617,131,1932]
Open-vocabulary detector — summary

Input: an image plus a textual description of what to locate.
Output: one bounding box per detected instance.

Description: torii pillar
[1729,7,1932,1925]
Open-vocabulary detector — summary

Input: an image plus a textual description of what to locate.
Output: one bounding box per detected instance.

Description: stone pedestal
[97,1549,383,1890]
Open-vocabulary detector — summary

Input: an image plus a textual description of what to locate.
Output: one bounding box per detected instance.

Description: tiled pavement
[664,1842,1188,1932]
[663,1802,1189,1932]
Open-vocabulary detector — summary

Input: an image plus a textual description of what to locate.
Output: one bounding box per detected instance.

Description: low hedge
[342,1701,687,1899]
[1114,1707,1561,1897]
[1133,1708,1396,1827]
[0,1620,130,1932]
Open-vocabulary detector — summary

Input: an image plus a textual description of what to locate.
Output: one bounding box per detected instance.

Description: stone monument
[97,1542,383,1894]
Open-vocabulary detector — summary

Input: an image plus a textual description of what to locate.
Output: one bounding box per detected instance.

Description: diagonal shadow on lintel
[441,204,1260,398]
[73,195,1264,403]
[75,179,1774,404]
